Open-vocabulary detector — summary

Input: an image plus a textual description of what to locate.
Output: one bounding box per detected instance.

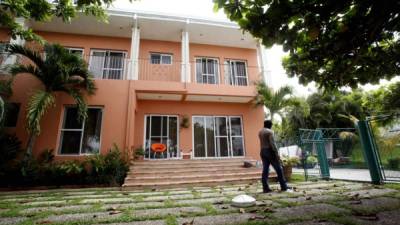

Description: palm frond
[67,89,88,122]
[10,64,42,79]
[0,96,4,123]
[7,44,44,69]
[26,90,55,135]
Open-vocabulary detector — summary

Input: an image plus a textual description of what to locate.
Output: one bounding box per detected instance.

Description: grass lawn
[1,179,400,225]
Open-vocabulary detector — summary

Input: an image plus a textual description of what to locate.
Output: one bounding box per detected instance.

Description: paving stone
[134,206,205,217]
[177,213,256,225]
[23,200,67,206]
[21,204,93,214]
[81,198,134,204]
[286,221,341,225]
[42,211,122,223]
[0,217,26,225]
[345,197,400,212]
[344,188,397,198]
[143,194,193,201]
[280,194,339,204]
[99,220,165,225]
[272,203,347,220]
[177,197,227,205]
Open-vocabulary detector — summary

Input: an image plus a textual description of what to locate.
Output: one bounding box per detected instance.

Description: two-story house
[1,10,268,167]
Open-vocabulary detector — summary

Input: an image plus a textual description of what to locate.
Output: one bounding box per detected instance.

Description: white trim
[58,106,104,156]
[66,47,84,57]
[150,52,173,65]
[225,59,249,86]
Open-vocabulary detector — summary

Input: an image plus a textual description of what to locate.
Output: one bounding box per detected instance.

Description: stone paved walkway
[0,180,399,225]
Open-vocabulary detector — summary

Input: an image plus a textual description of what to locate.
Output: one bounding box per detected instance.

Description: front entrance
[192,116,245,158]
[144,115,179,159]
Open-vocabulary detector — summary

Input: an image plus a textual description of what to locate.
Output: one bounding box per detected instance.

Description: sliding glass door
[193,116,245,158]
[144,115,179,159]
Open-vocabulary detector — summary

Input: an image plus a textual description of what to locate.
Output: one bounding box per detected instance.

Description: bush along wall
[0,143,130,187]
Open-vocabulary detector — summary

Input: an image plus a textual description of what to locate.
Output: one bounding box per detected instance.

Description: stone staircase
[122,158,276,190]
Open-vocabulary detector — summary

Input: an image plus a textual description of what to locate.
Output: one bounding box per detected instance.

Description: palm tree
[0,96,4,123]
[8,43,96,158]
[255,81,295,121]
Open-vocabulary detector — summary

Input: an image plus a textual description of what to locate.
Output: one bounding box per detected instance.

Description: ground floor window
[144,115,179,159]
[192,116,245,158]
[59,107,103,155]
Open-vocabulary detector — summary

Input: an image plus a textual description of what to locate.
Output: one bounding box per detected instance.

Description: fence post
[356,120,383,185]
[315,130,330,179]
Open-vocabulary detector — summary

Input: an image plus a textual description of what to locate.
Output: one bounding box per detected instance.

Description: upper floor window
[150,53,172,65]
[66,47,84,57]
[59,107,103,155]
[225,60,248,86]
[195,57,219,84]
[89,50,127,80]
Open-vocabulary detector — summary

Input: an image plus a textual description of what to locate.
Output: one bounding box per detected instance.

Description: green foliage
[0,0,116,42]
[38,148,54,164]
[0,133,22,173]
[215,0,400,89]
[7,43,96,156]
[134,146,145,157]
[281,156,300,167]
[338,131,358,156]
[86,144,129,185]
[387,157,400,170]
[306,155,318,165]
[255,81,296,120]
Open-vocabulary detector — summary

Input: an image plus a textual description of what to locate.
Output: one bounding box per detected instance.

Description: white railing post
[181,19,190,83]
[129,14,140,80]
[256,41,271,86]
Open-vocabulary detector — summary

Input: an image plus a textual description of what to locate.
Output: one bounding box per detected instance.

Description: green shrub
[387,157,400,170]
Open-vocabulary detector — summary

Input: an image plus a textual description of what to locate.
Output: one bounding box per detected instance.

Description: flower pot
[135,155,144,161]
[283,165,292,181]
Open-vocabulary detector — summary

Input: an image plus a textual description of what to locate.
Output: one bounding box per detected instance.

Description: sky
[111,0,395,96]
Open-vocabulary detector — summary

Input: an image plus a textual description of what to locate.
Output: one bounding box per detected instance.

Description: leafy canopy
[214,0,400,89]
[0,0,117,42]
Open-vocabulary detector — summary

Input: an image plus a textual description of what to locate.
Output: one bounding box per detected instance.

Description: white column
[181,19,190,83]
[129,14,140,80]
[256,42,271,87]
[4,18,27,66]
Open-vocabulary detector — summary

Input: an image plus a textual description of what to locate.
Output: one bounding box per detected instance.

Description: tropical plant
[0,96,4,123]
[8,43,96,158]
[339,131,358,157]
[215,0,400,89]
[281,156,300,167]
[254,81,296,120]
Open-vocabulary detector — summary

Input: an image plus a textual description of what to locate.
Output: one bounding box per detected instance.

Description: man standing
[259,120,289,193]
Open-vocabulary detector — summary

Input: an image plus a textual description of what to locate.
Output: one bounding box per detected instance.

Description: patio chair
[151,143,167,158]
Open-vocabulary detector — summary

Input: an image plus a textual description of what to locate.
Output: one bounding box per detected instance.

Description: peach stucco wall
[0,28,10,42]
[134,100,264,160]
[5,31,264,160]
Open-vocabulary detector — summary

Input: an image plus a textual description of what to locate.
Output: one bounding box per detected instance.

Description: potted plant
[281,156,300,180]
[304,155,318,169]
[134,147,145,161]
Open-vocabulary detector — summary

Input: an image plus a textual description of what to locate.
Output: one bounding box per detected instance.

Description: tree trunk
[25,134,37,160]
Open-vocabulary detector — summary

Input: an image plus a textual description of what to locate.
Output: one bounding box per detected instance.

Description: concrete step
[125,171,264,183]
[127,166,259,175]
[131,158,255,166]
[129,163,249,171]
[122,175,263,190]
[128,167,262,177]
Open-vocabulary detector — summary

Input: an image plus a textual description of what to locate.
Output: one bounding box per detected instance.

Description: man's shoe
[263,189,273,193]
[281,187,293,193]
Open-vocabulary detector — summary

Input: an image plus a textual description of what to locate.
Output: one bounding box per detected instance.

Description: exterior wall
[36,31,132,57]
[134,100,264,160]
[190,43,260,85]
[0,28,10,42]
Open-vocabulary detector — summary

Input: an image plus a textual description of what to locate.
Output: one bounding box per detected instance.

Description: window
[195,57,219,84]
[66,47,84,57]
[193,116,244,158]
[225,60,248,86]
[59,107,103,155]
[2,103,20,127]
[150,53,172,65]
[144,115,179,159]
[89,50,126,80]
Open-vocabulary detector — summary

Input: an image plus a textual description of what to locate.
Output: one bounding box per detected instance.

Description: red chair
[151,143,167,158]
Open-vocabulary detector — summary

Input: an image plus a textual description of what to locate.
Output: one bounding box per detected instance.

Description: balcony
[86,54,130,80]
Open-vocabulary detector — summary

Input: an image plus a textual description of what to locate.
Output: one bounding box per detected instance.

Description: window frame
[88,49,127,79]
[66,47,84,57]
[225,59,249,86]
[58,106,104,156]
[192,115,245,158]
[150,52,173,65]
[194,57,220,84]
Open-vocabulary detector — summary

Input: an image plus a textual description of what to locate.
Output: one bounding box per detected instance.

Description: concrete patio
[1,179,400,225]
